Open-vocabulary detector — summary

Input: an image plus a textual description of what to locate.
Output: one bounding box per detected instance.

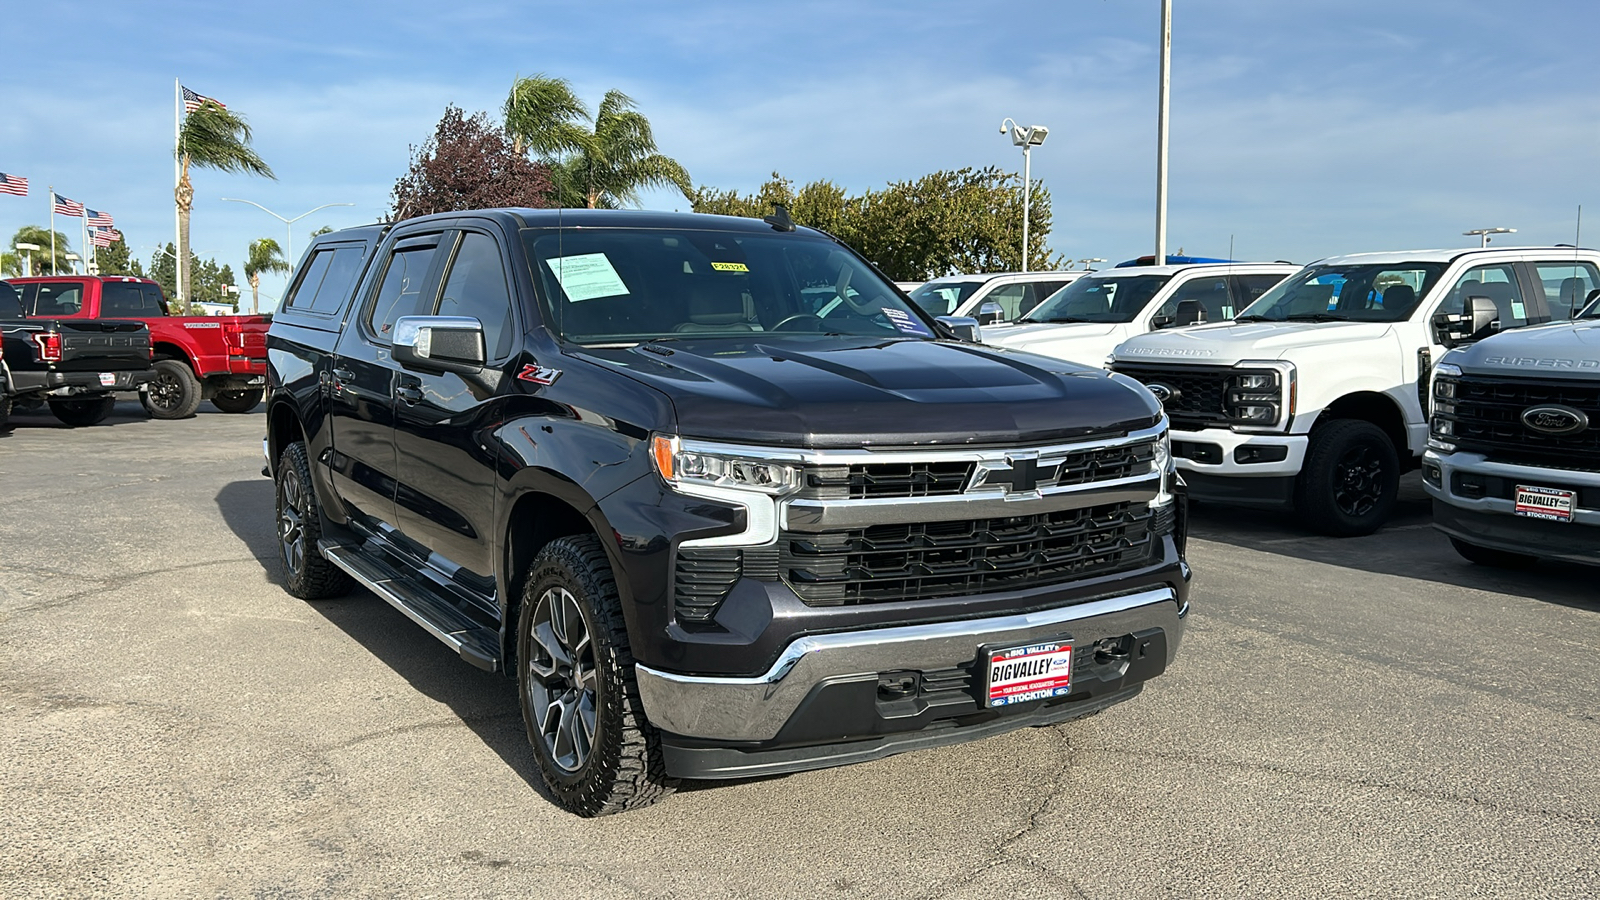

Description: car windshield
[523,228,937,344]
[1021,274,1171,324]
[1237,263,1447,323]
[907,280,984,317]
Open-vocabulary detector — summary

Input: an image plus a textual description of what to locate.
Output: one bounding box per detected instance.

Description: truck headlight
[1150,430,1174,509]
[1225,367,1286,427]
[651,435,801,495]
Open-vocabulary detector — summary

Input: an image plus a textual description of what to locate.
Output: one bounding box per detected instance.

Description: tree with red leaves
[390,105,554,221]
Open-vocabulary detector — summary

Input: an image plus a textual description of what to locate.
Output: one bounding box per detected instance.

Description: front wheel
[1296,419,1399,537]
[518,535,674,817]
[275,441,353,599]
[141,358,202,419]
[48,396,115,426]
[211,389,263,414]
[1449,537,1536,569]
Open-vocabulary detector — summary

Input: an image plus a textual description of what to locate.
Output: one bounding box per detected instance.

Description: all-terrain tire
[275,441,354,599]
[1295,419,1399,537]
[48,396,115,426]
[518,535,675,817]
[1449,537,1536,569]
[212,389,263,414]
[142,358,203,419]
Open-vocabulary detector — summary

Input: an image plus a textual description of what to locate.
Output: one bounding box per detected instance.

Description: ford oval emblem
[1147,382,1178,405]
[1521,404,1589,436]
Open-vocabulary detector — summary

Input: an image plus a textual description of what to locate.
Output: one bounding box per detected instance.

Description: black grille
[802,461,974,499]
[1449,376,1600,467]
[1053,442,1157,486]
[1111,363,1232,430]
[781,501,1156,606]
[674,548,742,623]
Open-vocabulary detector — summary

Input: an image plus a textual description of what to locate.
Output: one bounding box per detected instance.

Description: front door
[326,232,447,533]
[392,228,519,602]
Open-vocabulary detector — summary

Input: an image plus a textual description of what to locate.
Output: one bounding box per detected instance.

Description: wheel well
[1319,392,1410,467]
[266,402,303,472]
[151,342,193,366]
[505,492,596,627]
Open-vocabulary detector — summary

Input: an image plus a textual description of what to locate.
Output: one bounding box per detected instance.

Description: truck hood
[575,336,1161,447]
[1115,320,1394,365]
[985,321,1122,346]
[1445,319,1600,377]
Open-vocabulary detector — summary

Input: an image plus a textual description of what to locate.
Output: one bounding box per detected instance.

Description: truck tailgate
[53,319,151,371]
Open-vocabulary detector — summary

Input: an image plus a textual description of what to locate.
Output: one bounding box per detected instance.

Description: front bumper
[1171,427,1307,477]
[1424,449,1600,565]
[636,586,1185,776]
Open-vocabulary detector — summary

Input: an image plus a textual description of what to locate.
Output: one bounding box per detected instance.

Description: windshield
[1021,274,1171,324]
[907,280,984,317]
[523,228,936,344]
[1237,263,1446,323]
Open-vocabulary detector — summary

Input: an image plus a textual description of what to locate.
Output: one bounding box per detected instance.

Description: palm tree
[503,79,692,209]
[176,102,273,305]
[243,238,289,315]
[3,226,74,275]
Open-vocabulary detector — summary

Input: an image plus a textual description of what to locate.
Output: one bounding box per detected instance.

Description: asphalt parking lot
[2,403,1597,899]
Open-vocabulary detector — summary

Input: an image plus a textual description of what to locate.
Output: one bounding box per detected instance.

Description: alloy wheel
[147,372,182,411]
[1333,443,1385,517]
[277,465,306,576]
[525,586,598,774]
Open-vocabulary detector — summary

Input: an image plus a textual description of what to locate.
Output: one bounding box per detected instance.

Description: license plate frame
[983,637,1073,708]
[98,372,116,387]
[1514,484,1574,523]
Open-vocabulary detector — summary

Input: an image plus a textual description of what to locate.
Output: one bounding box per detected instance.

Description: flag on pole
[52,192,85,216]
[86,208,114,227]
[92,227,122,248]
[0,173,27,197]
[181,85,226,113]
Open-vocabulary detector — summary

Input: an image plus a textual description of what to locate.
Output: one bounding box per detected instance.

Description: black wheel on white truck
[1296,419,1399,537]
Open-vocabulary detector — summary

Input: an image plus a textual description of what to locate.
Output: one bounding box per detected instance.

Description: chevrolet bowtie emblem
[981,455,1060,494]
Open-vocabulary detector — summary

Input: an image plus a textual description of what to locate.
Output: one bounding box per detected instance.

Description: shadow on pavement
[3,398,153,429]
[1189,473,1598,613]
[214,478,546,794]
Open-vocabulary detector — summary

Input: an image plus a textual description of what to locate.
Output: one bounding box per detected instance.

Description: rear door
[392,226,519,601]
[327,230,448,533]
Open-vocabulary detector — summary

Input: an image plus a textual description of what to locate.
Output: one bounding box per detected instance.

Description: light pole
[64,253,81,275]
[999,118,1050,273]
[1156,0,1172,266]
[1464,227,1516,248]
[15,242,40,276]
[1077,257,1107,272]
[220,198,355,266]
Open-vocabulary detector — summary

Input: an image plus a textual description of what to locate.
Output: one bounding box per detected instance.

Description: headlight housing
[1150,429,1174,509]
[651,435,802,495]
[1429,363,1461,452]
[1224,366,1289,428]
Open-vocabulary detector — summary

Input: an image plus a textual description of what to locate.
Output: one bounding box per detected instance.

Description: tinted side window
[33,283,84,316]
[1531,261,1600,321]
[1231,274,1285,310]
[312,247,368,314]
[1156,275,1233,322]
[285,249,334,310]
[983,283,1029,320]
[139,284,169,315]
[1439,264,1527,327]
[436,233,515,358]
[0,282,22,317]
[366,241,441,341]
[101,283,160,316]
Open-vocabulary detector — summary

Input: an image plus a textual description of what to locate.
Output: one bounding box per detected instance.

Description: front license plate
[985,640,1072,708]
[1515,484,1574,523]
[98,372,116,386]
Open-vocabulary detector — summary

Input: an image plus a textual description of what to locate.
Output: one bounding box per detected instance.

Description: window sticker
[710,262,749,273]
[548,252,630,302]
[882,306,933,336]
[1511,301,1526,320]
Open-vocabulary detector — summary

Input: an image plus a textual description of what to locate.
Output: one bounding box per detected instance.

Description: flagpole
[175,77,183,304]
[49,185,55,275]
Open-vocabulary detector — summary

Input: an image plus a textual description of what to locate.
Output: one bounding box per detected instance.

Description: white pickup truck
[983,262,1297,366]
[1110,247,1600,535]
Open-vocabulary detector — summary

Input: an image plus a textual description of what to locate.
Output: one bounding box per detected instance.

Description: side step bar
[319,541,502,672]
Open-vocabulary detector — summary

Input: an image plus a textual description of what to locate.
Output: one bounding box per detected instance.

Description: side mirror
[392,315,486,375]
[1150,314,1176,330]
[976,301,1005,326]
[936,315,981,342]
[1431,295,1500,348]
[1174,299,1208,327]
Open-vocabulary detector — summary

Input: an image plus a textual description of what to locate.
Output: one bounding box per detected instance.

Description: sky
[2,0,1596,309]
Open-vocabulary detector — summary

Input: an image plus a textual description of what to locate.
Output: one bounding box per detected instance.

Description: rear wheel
[212,389,263,414]
[0,395,10,429]
[48,396,115,427]
[142,358,202,419]
[1449,537,1536,569]
[275,440,353,599]
[518,535,675,817]
[1296,419,1399,537]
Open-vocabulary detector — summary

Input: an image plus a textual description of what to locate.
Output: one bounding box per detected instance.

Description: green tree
[504,78,692,209]
[2,226,75,276]
[90,235,143,277]
[244,238,289,315]
[177,102,274,305]
[309,225,335,238]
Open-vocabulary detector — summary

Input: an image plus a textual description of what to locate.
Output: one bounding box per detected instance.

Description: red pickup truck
[5,276,270,417]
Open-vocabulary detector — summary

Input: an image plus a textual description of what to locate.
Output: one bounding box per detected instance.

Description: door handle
[396,384,424,405]
[332,367,355,381]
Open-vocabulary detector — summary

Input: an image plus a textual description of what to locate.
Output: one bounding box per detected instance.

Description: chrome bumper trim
[783,475,1159,531]
[635,586,1182,742]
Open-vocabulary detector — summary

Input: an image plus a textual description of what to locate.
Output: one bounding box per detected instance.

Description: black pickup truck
[264,209,1191,816]
[0,281,153,427]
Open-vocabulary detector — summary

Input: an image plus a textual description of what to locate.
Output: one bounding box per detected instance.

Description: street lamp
[1000,118,1049,273]
[1464,227,1516,248]
[15,242,40,276]
[220,198,355,266]
[1077,257,1108,272]
[64,252,81,275]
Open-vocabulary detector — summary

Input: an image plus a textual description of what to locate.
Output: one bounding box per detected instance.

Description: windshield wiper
[1233,314,1274,322]
[1284,313,1347,322]
[1029,316,1090,324]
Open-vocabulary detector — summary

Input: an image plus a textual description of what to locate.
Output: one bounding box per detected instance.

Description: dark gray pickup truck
[0,281,153,427]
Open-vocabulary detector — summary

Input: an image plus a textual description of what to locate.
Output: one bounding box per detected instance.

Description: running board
[319,541,501,672]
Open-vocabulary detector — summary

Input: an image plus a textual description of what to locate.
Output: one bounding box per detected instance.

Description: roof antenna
[763,203,796,232]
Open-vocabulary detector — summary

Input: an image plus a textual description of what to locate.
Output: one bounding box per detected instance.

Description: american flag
[182,85,226,114]
[86,208,114,227]
[92,228,122,248]
[52,192,85,217]
[0,173,27,197]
